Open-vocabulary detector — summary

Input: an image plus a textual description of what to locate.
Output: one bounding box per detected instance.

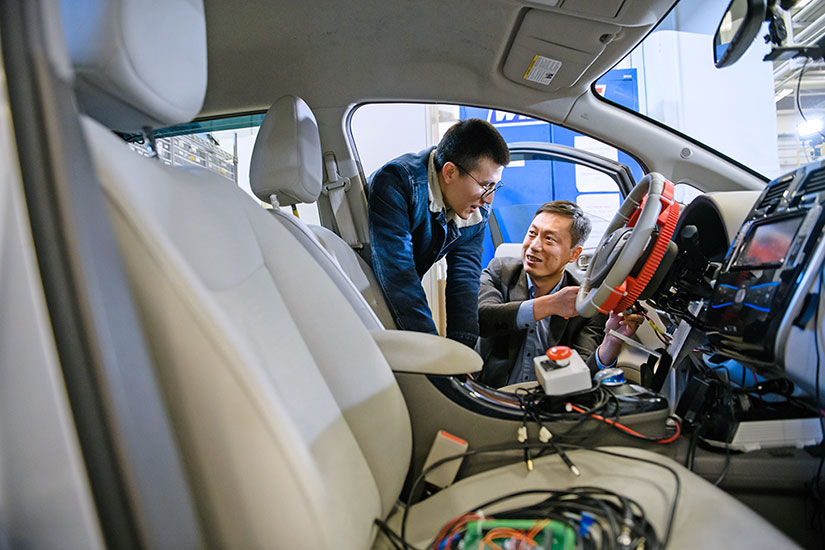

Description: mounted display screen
[732,215,804,269]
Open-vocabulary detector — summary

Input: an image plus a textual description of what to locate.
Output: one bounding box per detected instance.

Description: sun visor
[503,9,621,92]
[557,0,627,19]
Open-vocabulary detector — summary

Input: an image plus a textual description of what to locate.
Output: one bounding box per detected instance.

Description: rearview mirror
[714,0,767,68]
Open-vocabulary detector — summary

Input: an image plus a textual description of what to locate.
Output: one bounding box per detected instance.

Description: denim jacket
[367,147,489,348]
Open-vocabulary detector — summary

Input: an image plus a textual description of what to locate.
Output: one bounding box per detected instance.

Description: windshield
[597,0,825,180]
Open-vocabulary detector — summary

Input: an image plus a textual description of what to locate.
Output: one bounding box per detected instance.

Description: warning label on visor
[523,55,562,86]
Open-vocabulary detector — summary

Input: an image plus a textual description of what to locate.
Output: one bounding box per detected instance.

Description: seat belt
[322,151,360,247]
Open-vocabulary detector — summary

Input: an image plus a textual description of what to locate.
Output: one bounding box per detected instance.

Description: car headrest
[59,0,207,133]
[249,95,323,206]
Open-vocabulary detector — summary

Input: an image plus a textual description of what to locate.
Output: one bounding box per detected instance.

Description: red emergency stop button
[546,346,572,361]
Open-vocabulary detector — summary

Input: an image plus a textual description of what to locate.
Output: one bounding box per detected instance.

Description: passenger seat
[249,95,396,329]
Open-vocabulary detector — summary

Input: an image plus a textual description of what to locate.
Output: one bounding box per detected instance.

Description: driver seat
[62,0,801,548]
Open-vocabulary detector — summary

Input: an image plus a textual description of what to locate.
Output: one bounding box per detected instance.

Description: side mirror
[714,0,767,68]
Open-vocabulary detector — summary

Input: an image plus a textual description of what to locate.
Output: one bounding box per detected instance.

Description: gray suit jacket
[475,256,608,387]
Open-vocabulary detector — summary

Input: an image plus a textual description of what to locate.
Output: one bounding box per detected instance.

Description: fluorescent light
[798,118,824,137]
[775,88,793,102]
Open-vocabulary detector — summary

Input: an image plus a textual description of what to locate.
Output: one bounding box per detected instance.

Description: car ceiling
[201,0,677,122]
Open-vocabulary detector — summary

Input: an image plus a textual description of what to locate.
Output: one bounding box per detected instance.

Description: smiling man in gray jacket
[476,201,642,388]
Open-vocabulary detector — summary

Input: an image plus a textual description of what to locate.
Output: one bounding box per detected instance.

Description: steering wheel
[576,172,679,317]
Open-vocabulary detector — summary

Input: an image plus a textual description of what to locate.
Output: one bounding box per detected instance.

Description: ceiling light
[798,118,823,137]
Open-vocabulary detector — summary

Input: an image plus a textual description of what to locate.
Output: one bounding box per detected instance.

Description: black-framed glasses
[453,162,504,200]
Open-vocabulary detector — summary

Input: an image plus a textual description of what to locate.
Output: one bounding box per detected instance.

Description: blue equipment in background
[461,68,642,267]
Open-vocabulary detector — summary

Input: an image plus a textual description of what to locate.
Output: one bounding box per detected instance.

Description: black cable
[514,384,615,444]
[561,446,681,549]
[398,443,681,550]
[682,357,739,480]
[686,415,707,471]
[401,441,556,548]
[434,487,659,550]
[518,390,587,475]
[664,303,711,331]
[570,386,682,444]
[643,312,672,346]
[712,392,736,486]
[796,58,813,125]
[796,58,825,141]
[374,518,406,550]
[554,391,617,443]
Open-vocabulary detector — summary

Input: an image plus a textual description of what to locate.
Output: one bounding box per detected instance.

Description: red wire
[566,403,681,443]
[432,512,483,547]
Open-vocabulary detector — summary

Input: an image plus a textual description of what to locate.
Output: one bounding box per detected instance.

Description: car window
[674,182,703,205]
[595,0,824,181]
[124,114,321,224]
[351,103,640,266]
[492,153,620,253]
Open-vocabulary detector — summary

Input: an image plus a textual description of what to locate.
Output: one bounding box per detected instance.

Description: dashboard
[651,161,825,400]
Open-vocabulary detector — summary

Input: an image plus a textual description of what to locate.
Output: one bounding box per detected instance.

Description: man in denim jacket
[367,119,509,348]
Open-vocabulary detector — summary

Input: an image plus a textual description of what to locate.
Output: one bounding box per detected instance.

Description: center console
[704,160,825,372]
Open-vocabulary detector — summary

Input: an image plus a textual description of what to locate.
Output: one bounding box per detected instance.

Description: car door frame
[493,141,636,277]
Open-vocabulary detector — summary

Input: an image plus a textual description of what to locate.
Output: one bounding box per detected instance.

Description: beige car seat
[249,95,396,329]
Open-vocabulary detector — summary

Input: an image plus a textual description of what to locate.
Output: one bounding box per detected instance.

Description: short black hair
[433,118,509,173]
[534,200,591,248]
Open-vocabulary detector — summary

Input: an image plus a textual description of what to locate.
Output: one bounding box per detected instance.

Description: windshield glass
[597,0,825,180]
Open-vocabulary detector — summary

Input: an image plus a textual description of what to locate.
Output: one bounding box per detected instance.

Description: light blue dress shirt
[506,274,614,385]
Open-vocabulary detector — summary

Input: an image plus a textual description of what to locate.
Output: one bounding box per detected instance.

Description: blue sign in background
[461,68,643,267]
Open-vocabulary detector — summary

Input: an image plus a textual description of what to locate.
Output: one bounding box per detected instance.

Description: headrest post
[142,126,159,159]
[269,194,281,208]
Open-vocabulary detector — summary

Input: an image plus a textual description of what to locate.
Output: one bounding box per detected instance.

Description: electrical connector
[618,525,632,547]
[539,426,552,443]
[518,425,533,471]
